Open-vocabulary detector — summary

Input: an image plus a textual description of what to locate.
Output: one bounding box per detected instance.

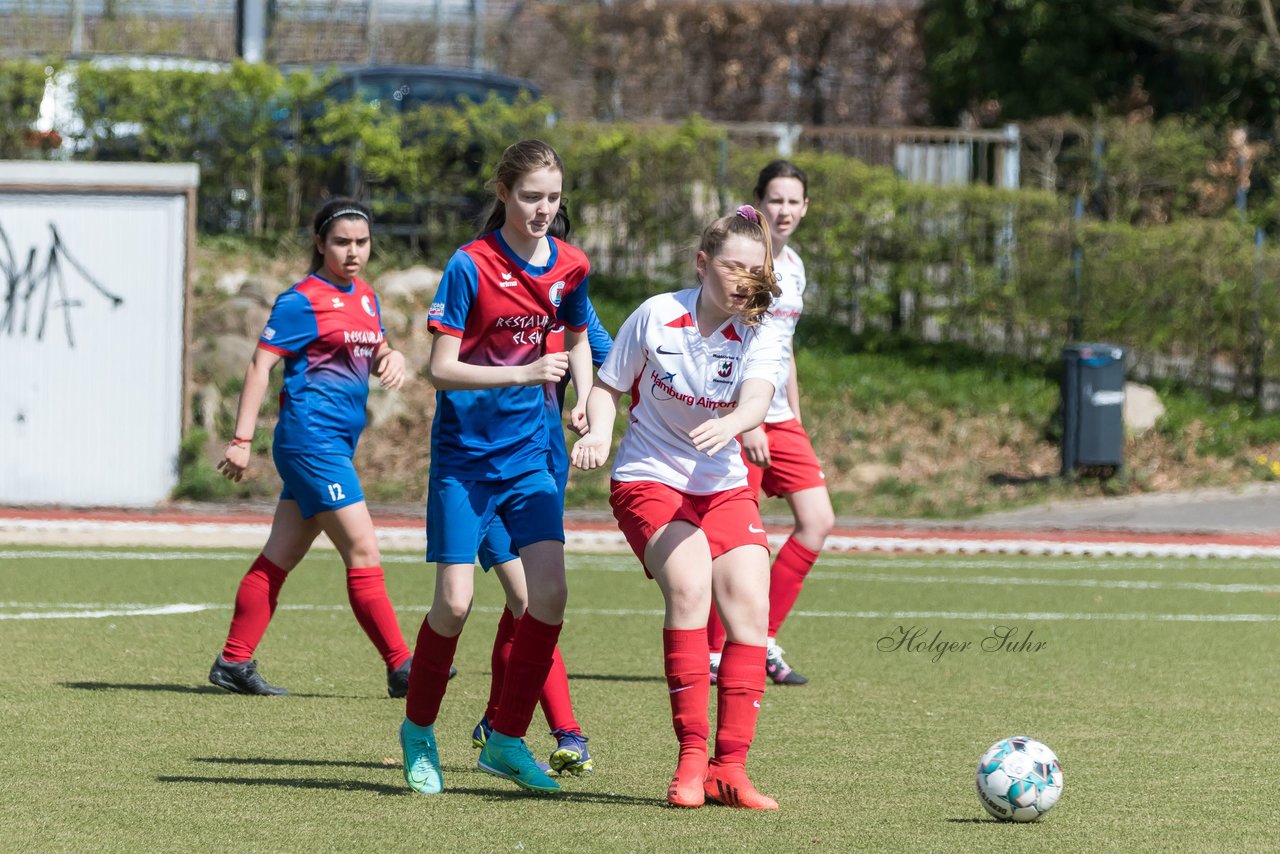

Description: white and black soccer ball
[975,736,1064,822]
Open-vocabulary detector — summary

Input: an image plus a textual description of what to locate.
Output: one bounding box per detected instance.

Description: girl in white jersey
[572,206,784,810]
[707,161,835,687]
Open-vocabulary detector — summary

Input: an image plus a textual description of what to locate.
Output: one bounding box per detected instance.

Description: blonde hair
[698,206,780,326]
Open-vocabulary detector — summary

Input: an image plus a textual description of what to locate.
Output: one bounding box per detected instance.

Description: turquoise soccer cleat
[477,731,562,794]
[400,718,443,795]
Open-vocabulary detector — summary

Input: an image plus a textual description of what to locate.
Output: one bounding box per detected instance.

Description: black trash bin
[1061,343,1126,476]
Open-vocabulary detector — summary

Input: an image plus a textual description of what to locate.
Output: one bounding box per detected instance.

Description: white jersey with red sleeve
[597,286,784,494]
[764,245,807,423]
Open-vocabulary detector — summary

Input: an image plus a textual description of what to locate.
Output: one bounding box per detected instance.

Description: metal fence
[720,122,1022,188]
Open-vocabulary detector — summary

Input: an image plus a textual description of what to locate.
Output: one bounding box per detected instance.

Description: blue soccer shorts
[427,469,564,566]
[275,448,365,519]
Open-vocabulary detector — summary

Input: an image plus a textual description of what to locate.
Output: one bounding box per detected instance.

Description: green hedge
[0,59,56,155]
[7,60,1280,394]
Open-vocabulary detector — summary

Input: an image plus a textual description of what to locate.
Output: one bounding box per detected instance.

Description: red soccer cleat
[703,762,779,810]
[666,751,709,808]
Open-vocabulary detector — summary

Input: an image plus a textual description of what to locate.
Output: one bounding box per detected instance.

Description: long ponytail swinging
[698,205,780,326]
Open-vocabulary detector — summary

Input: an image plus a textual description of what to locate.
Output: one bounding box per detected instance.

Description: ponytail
[698,205,780,327]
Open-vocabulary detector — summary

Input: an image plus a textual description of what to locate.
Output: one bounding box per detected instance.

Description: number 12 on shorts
[327,482,347,501]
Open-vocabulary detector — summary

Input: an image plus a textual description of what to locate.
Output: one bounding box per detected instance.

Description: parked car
[314,63,540,113]
[34,55,230,158]
[277,64,543,239]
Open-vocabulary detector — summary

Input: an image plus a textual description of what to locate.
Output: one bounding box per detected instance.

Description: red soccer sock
[221,553,288,662]
[767,537,820,637]
[663,628,711,756]
[713,641,766,766]
[485,607,517,722]
[491,613,561,738]
[346,566,411,670]
[706,605,726,656]
[404,617,460,727]
[539,646,580,734]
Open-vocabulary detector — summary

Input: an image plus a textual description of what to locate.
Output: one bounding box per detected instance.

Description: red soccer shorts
[610,480,769,572]
[744,418,827,498]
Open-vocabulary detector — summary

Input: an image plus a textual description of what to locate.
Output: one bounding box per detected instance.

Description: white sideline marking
[6,549,1280,572]
[0,549,254,561]
[807,571,1280,595]
[791,609,1280,623]
[1,601,1277,623]
[0,603,208,620]
[7,518,1280,558]
[823,535,1280,560]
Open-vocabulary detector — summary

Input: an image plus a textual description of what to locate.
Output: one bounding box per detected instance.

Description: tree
[1121,1,1280,129]
[921,0,1154,123]
[922,0,1280,130]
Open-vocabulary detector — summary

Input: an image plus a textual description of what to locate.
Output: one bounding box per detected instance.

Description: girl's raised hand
[689,416,739,457]
[569,399,588,435]
[740,425,771,467]
[520,352,569,386]
[375,349,406,390]
[216,444,252,482]
[571,432,609,471]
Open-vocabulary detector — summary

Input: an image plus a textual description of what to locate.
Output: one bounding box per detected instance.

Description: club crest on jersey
[361,295,376,317]
[716,359,734,378]
[548,280,566,307]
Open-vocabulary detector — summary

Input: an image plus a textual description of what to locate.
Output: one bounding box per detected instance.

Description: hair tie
[318,208,370,233]
[735,205,760,224]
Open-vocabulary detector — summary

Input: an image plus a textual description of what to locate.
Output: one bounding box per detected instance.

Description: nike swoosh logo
[656,346,681,355]
[668,685,692,694]
[748,525,765,533]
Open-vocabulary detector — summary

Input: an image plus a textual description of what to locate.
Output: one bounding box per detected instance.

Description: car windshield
[329,73,523,111]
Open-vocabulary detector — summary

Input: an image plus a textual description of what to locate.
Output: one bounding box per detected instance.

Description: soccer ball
[975,736,1064,822]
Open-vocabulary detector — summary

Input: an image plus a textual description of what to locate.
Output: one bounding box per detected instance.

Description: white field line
[806,570,1280,594]
[7,549,1279,574]
[0,603,209,620]
[823,535,1280,560]
[7,517,1280,559]
[2,601,1278,622]
[7,549,1280,592]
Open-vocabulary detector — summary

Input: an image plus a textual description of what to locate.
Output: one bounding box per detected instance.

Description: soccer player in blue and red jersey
[572,207,785,810]
[470,278,612,778]
[399,140,594,796]
[209,199,416,699]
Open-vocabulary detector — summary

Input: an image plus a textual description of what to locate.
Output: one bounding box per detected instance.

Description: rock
[200,295,272,339]
[393,332,432,376]
[365,387,407,430]
[195,334,257,385]
[194,383,222,431]
[378,303,413,340]
[1123,382,1165,434]
[376,266,442,300]
[214,269,249,295]
[236,276,279,306]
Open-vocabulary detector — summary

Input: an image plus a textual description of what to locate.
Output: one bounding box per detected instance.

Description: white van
[34,55,229,157]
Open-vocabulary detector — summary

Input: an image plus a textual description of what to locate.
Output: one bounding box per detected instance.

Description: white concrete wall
[0,162,197,506]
